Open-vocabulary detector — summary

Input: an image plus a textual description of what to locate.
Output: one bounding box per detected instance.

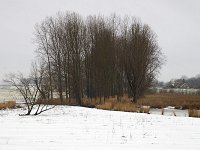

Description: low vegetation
[96,101,140,112]
[138,93,200,109]
[1,93,200,117]
[188,109,200,118]
[92,93,200,114]
[0,101,16,110]
[33,93,200,114]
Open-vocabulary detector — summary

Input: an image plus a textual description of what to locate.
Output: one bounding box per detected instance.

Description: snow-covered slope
[0,106,200,150]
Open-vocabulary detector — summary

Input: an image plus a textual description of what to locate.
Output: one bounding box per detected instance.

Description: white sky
[0,0,199,83]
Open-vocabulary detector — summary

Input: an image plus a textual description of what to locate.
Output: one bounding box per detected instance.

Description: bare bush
[5,62,55,115]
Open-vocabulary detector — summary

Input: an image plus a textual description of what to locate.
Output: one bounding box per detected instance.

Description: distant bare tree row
[34,12,163,104]
[163,75,200,89]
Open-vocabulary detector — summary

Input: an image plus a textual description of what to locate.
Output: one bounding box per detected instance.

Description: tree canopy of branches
[34,12,164,104]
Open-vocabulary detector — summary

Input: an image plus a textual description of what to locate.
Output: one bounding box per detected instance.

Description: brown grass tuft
[0,101,16,110]
[96,101,115,110]
[113,102,139,112]
[96,100,143,113]
[188,109,200,118]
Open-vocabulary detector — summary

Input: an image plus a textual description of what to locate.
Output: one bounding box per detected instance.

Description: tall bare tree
[121,19,163,102]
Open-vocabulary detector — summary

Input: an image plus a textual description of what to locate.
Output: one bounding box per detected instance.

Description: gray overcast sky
[0,0,199,83]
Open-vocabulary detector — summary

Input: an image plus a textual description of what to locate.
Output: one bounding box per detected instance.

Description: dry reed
[138,93,200,109]
[0,101,16,110]
[188,109,200,118]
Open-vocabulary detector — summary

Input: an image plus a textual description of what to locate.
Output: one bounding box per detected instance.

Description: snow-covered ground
[0,106,200,150]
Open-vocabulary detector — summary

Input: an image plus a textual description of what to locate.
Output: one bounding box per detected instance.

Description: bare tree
[121,19,163,102]
[34,20,54,100]
[5,62,55,115]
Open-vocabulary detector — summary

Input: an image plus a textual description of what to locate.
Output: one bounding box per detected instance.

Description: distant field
[0,85,23,102]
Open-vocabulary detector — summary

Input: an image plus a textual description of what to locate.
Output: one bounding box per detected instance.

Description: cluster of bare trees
[34,12,163,104]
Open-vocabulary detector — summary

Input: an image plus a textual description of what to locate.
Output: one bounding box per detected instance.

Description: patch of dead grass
[138,93,200,109]
[113,102,139,112]
[188,109,200,118]
[36,93,200,114]
[0,101,16,110]
[96,101,115,110]
[96,100,145,113]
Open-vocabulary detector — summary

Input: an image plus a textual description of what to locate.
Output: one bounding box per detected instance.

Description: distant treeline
[157,75,200,89]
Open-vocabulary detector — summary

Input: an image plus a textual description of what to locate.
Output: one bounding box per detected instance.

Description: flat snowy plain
[1,106,200,150]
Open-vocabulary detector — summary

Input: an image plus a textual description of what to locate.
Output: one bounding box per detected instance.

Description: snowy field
[0,86,23,102]
[1,106,200,150]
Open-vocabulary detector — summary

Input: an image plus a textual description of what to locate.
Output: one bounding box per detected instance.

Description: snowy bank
[0,106,200,150]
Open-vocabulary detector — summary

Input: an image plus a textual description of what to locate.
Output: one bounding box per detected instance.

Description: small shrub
[189,109,200,118]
